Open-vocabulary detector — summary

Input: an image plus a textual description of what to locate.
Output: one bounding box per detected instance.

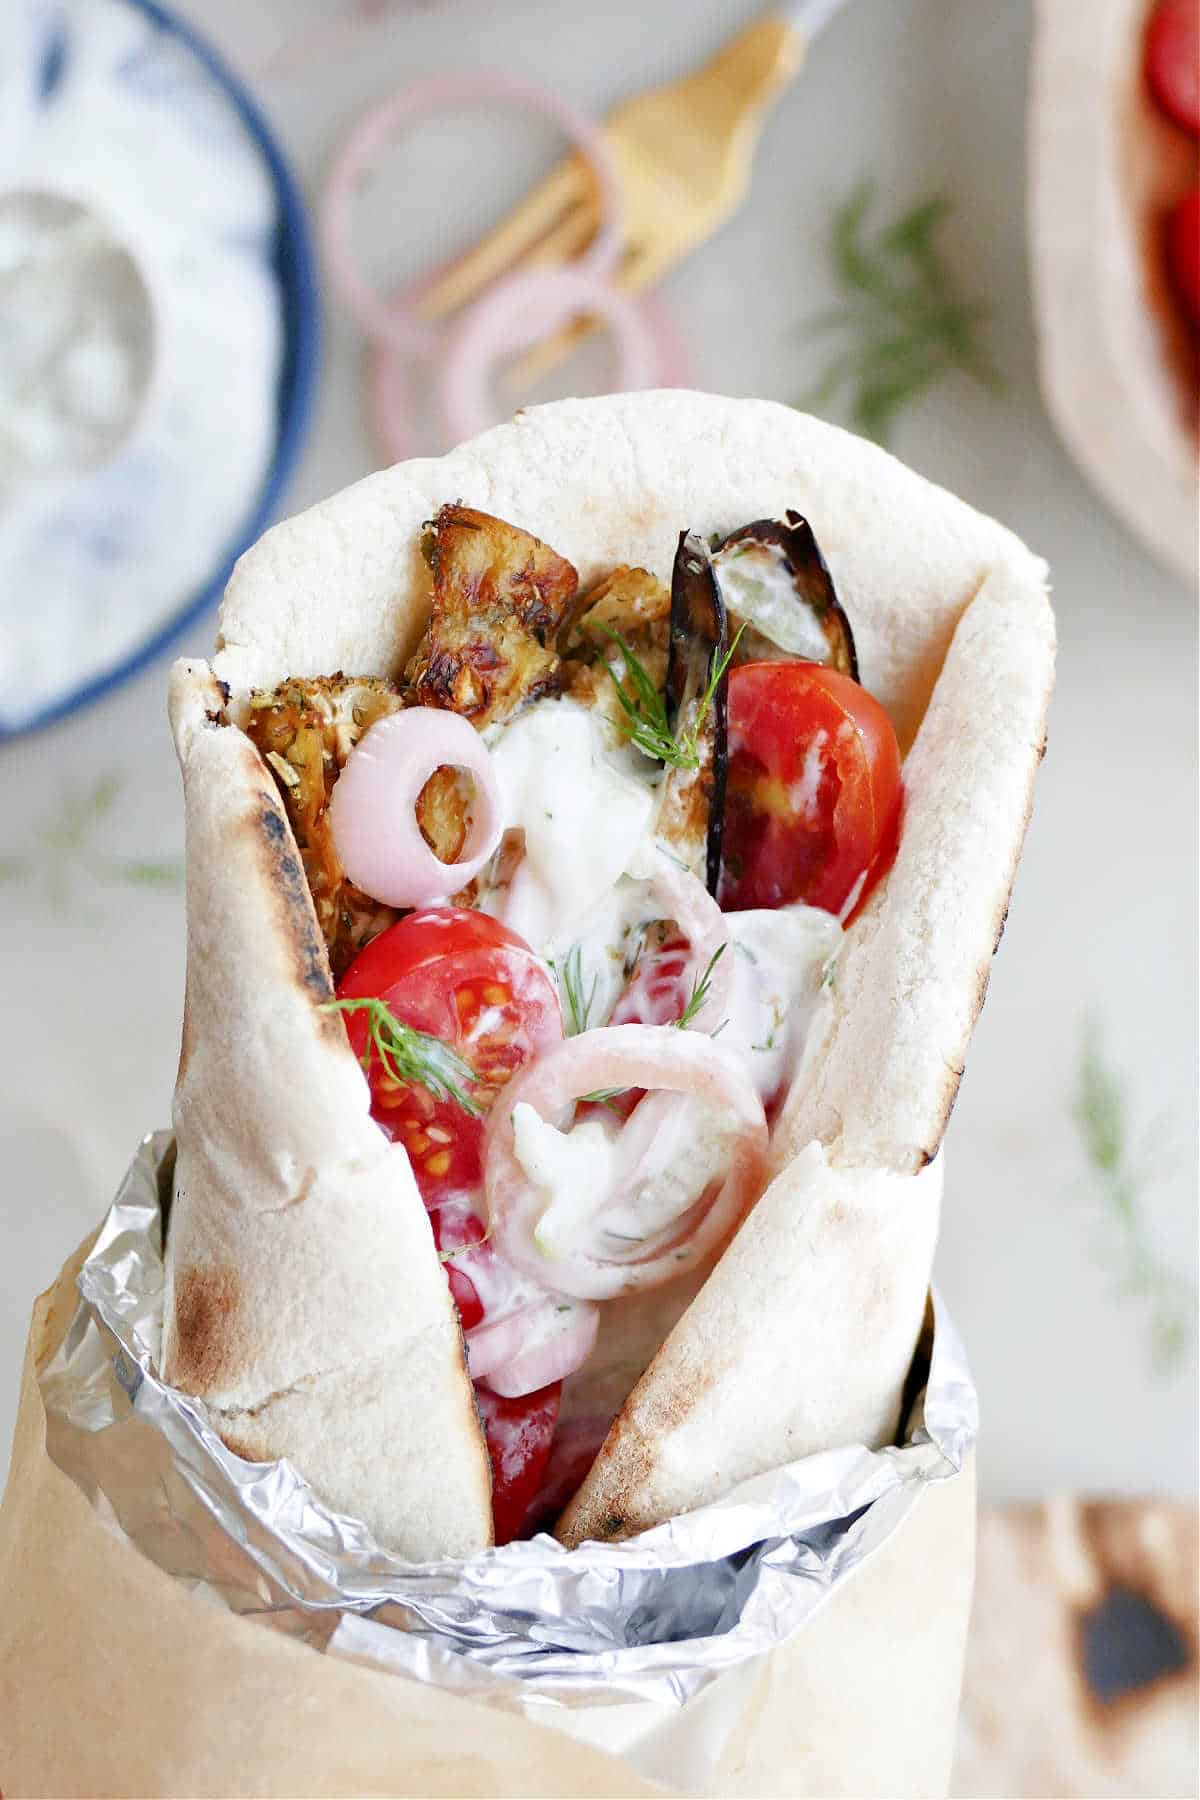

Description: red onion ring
[325,72,689,456]
[484,1026,768,1300]
[437,262,661,445]
[329,708,503,907]
[321,74,623,357]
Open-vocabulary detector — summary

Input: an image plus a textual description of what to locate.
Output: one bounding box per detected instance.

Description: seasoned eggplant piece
[657,532,730,897]
[405,504,578,727]
[246,676,405,977]
[563,566,670,719]
[713,511,858,679]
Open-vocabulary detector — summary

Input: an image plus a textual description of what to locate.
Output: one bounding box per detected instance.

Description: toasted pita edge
[163,661,493,1559]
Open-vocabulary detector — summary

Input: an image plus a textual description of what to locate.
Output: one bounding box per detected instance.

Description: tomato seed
[482,983,510,1005]
[425,1151,452,1177]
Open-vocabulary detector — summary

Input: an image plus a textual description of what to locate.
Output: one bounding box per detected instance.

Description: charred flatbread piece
[163,664,493,1561]
[955,1497,1199,1798]
[405,503,578,726]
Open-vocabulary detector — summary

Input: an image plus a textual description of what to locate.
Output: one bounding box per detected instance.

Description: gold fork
[415,3,849,385]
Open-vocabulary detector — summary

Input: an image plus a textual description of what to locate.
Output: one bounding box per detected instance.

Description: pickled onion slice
[470,1296,600,1398]
[329,708,503,907]
[484,1025,768,1300]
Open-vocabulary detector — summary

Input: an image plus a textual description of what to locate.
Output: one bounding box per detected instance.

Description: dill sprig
[803,182,1002,444]
[579,1087,626,1110]
[597,624,744,770]
[323,996,482,1117]
[677,944,727,1029]
[1072,1026,1194,1376]
[550,944,596,1037]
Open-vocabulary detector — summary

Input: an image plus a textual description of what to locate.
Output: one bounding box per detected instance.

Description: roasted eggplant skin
[659,531,730,897]
[406,504,578,727]
[714,510,859,681]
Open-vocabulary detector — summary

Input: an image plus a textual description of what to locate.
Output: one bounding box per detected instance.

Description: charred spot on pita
[1079,1585,1191,1705]
[174,1264,241,1391]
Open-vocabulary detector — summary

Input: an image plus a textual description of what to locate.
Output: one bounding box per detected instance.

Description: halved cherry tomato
[337,909,564,1544]
[337,907,562,1204]
[1146,0,1200,135]
[1167,188,1200,328]
[717,661,902,917]
[430,1203,486,1331]
[474,1381,562,1544]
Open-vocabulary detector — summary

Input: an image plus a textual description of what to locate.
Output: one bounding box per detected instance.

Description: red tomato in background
[337,907,562,1204]
[1167,187,1200,328]
[717,662,902,917]
[474,1382,562,1545]
[1146,0,1200,135]
[337,908,563,1543]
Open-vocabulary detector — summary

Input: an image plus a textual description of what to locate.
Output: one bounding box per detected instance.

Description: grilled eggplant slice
[657,532,730,897]
[405,504,578,727]
[246,676,404,977]
[713,511,858,679]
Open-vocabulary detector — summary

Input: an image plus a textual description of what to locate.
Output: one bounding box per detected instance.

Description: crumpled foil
[41,1132,977,1734]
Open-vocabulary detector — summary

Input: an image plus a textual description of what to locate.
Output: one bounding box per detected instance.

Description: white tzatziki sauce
[721,903,842,1101]
[0,192,154,479]
[481,698,658,952]
[715,538,830,660]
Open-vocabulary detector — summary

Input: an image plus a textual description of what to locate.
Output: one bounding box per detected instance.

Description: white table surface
[1,0,1196,1506]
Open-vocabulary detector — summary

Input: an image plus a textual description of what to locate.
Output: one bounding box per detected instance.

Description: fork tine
[502,240,660,391]
[415,155,594,323]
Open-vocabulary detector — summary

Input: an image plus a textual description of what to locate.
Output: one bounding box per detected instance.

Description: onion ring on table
[321,73,624,357]
[369,274,683,461]
[437,263,661,446]
[484,1026,768,1300]
[329,708,503,906]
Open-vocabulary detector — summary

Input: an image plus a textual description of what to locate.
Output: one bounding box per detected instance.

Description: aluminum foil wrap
[41,1132,977,1783]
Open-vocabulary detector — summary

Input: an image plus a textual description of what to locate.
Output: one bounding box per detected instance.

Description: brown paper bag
[0,1243,975,1799]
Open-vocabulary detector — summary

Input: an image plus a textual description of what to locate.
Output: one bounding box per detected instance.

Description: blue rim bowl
[1,0,321,739]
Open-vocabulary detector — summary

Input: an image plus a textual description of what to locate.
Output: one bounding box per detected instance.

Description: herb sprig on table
[0,772,183,910]
[1072,1024,1194,1376]
[803,183,1003,443]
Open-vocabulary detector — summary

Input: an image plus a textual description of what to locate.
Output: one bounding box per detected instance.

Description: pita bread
[163,667,492,1559]
[167,391,1054,1554]
[1030,0,1199,585]
[955,1497,1199,1798]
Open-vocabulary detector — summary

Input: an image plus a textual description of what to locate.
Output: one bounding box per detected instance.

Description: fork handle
[681,14,805,138]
